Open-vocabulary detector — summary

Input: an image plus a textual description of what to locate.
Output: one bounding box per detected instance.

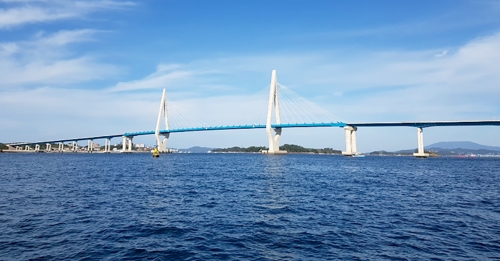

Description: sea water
[1,153,499,260]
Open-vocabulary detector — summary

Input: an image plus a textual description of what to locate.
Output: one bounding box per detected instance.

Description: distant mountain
[390,149,414,154]
[177,146,213,153]
[378,141,500,156]
[431,148,500,155]
[426,141,500,152]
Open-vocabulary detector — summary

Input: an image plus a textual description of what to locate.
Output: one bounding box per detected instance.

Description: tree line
[212,144,341,154]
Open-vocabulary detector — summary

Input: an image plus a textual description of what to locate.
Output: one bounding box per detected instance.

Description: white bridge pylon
[155,88,170,152]
[264,69,287,154]
[153,69,335,154]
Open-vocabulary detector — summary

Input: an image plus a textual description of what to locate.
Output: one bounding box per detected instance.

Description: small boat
[352,154,365,158]
[152,148,160,158]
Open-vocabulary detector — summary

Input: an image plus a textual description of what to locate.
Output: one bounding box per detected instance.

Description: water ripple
[1,153,499,260]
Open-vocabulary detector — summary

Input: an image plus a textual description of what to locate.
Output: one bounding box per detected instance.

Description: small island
[211,144,342,154]
[369,150,439,157]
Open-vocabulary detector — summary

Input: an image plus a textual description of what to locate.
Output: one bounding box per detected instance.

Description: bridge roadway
[124,122,346,137]
[348,120,500,128]
[7,122,345,146]
[7,120,500,147]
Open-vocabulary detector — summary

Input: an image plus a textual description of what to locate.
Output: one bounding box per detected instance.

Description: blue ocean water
[1,153,499,260]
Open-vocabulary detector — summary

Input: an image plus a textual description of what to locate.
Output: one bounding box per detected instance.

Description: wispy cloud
[1,56,118,85]
[106,63,244,94]
[0,0,136,29]
[0,6,74,29]
[434,50,448,57]
[0,29,118,87]
[325,33,500,121]
[0,1,132,86]
[109,69,193,93]
[35,29,101,46]
[73,0,136,10]
[0,42,19,55]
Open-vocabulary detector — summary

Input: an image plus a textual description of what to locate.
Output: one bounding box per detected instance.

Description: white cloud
[0,42,19,55]
[0,0,136,29]
[106,62,251,94]
[36,29,100,46]
[434,50,448,57]
[73,0,136,10]
[0,29,119,87]
[319,34,500,123]
[0,6,74,28]
[1,56,118,85]
[0,0,131,87]
[108,66,194,93]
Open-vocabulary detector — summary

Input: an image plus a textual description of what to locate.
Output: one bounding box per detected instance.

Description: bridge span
[343,120,500,158]
[7,119,499,158]
[6,70,500,158]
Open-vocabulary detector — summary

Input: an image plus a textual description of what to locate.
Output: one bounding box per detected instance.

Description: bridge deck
[7,120,500,146]
[348,120,500,128]
[124,122,346,137]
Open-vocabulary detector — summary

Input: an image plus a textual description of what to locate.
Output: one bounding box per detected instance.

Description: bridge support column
[128,137,133,152]
[413,127,429,158]
[122,136,127,152]
[264,69,287,154]
[157,134,169,153]
[342,126,359,156]
[88,140,93,153]
[265,127,284,154]
[58,142,64,152]
[121,136,133,152]
[25,145,30,151]
[34,144,40,151]
[46,143,51,152]
[72,141,78,152]
[104,138,111,153]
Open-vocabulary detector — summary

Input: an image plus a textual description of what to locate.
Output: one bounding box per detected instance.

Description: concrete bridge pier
[122,136,127,152]
[87,140,93,153]
[128,137,133,152]
[122,136,133,152]
[104,138,111,153]
[34,144,40,151]
[25,145,30,151]
[46,143,51,152]
[58,142,64,152]
[265,127,287,154]
[342,126,359,156]
[413,127,429,158]
[157,133,169,153]
[72,141,78,152]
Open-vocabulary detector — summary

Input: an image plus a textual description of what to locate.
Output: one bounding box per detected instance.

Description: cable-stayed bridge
[6,70,500,158]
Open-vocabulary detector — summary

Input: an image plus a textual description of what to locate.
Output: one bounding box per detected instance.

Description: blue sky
[1,0,500,151]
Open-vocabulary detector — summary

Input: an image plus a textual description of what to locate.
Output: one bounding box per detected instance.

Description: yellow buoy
[152,148,160,157]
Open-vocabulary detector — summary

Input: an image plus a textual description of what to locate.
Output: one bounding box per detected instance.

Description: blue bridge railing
[123,122,347,137]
